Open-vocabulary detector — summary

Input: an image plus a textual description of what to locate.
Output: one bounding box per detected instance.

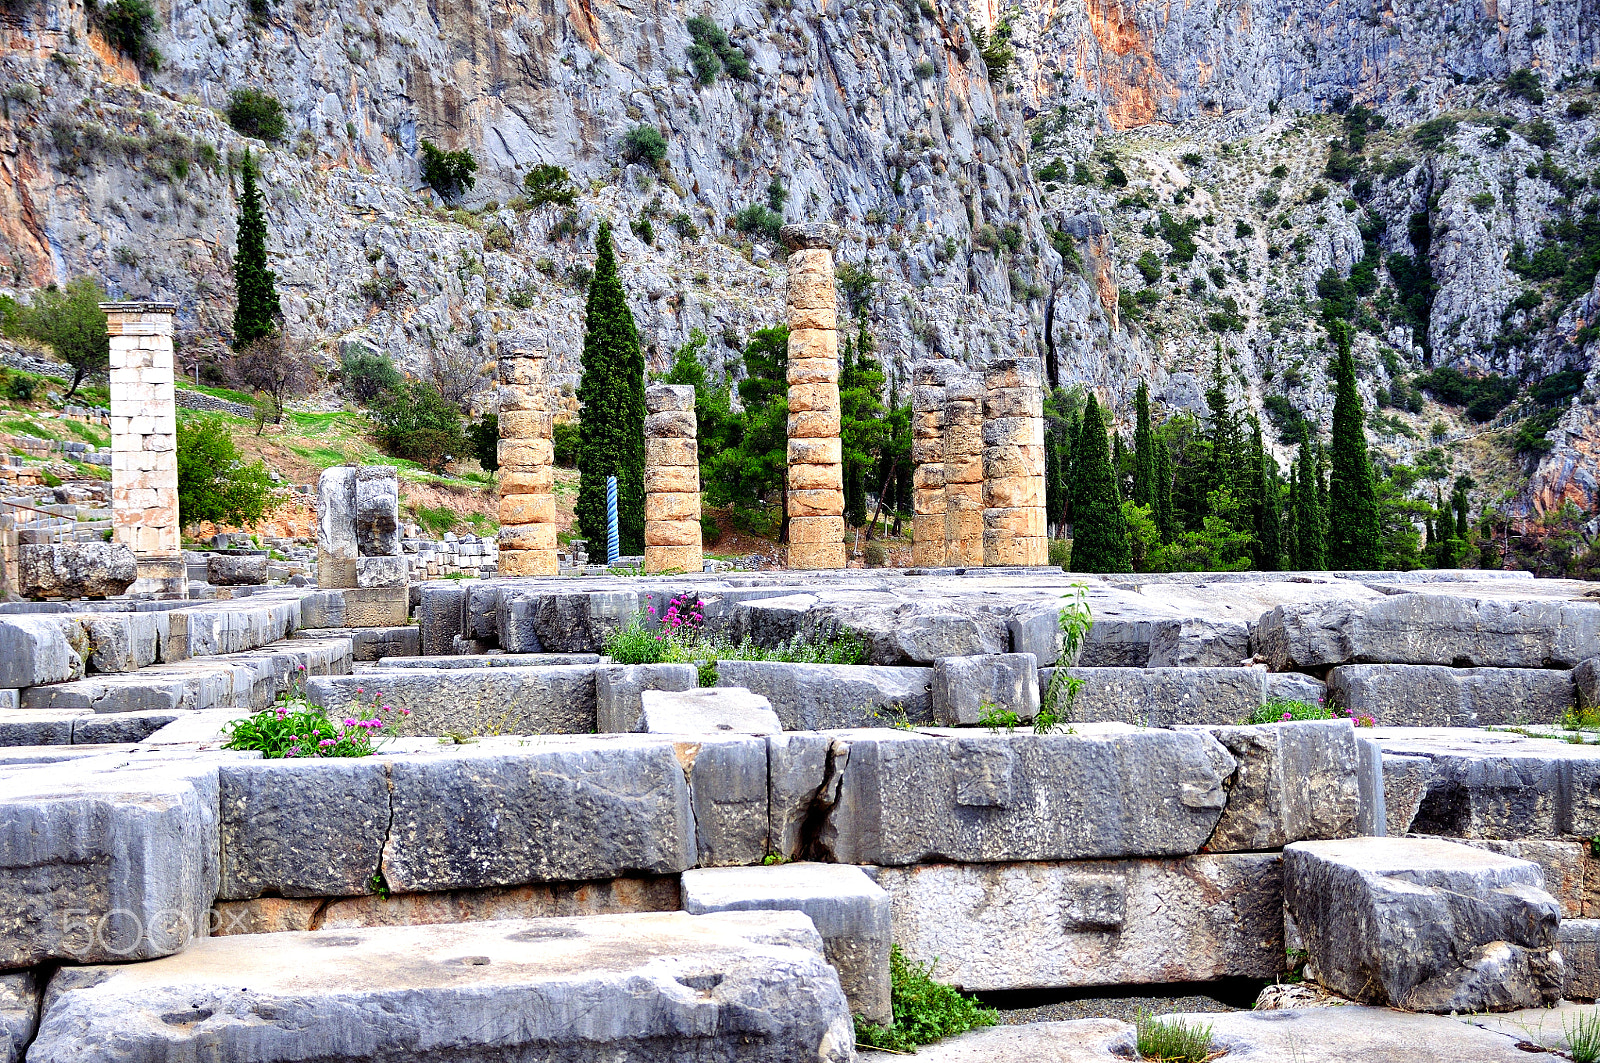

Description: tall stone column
[911,360,953,567]
[982,356,1048,567]
[104,301,186,598]
[497,350,558,577]
[942,373,985,567]
[644,384,703,574]
[781,222,845,571]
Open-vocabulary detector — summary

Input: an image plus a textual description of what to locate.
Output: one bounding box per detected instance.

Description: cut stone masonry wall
[911,360,951,567]
[644,384,702,575]
[942,373,985,567]
[982,357,1047,567]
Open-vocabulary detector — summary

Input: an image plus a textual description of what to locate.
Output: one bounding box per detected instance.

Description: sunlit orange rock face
[1530,408,1600,516]
[1080,0,1173,128]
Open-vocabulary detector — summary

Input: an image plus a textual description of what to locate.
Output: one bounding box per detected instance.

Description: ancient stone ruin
[644,383,703,575]
[496,349,560,577]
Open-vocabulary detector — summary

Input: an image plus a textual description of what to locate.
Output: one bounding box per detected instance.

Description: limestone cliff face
[0,0,1091,403]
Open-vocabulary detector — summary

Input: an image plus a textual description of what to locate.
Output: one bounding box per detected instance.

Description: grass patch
[178,382,259,406]
[854,946,997,1053]
[1568,1006,1600,1063]
[1,417,59,440]
[604,594,866,667]
[1241,697,1333,725]
[411,504,458,537]
[1134,1010,1214,1062]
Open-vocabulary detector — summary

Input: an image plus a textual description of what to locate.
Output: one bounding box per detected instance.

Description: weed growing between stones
[1038,584,1092,733]
[1562,705,1600,732]
[854,946,997,1053]
[978,699,1019,733]
[1133,1010,1214,1062]
[1241,697,1374,728]
[604,594,866,667]
[223,669,410,758]
[1567,1007,1600,1063]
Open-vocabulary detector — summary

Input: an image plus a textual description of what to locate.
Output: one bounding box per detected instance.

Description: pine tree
[1294,434,1325,569]
[232,149,281,346]
[1069,394,1132,573]
[1325,323,1383,568]
[575,220,646,552]
[1132,380,1155,508]
[1152,435,1175,543]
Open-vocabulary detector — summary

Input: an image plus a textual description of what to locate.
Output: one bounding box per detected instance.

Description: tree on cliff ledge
[232,150,280,347]
[575,220,646,552]
[1069,394,1132,573]
[1326,322,1383,569]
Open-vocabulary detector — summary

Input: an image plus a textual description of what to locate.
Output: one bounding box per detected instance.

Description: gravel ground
[992,990,1246,1026]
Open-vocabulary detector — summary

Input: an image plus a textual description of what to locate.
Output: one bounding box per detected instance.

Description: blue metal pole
[606,476,620,566]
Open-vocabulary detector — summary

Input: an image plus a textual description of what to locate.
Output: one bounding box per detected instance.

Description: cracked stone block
[932,652,1040,725]
[767,732,832,862]
[316,467,359,589]
[1561,919,1600,1000]
[1045,667,1269,727]
[0,971,39,1063]
[676,735,769,868]
[1204,720,1362,852]
[417,582,466,656]
[207,553,268,586]
[1328,664,1573,726]
[878,855,1284,992]
[817,727,1235,865]
[713,660,932,730]
[1284,837,1563,1012]
[18,543,136,599]
[642,686,783,734]
[218,759,391,901]
[339,587,409,627]
[1381,753,1434,835]
[28,912,856,1063]
[684,863,891,1024]
[0,759,219,966]
[597,663,700,734]
[0,616,86,689]
[381,741,695,892]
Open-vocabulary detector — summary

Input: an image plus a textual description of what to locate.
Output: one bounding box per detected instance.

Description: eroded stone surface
[19,543,137,599]
[1205,720,1361,852]
[1328,663,1573,726]
[642,687,783,735]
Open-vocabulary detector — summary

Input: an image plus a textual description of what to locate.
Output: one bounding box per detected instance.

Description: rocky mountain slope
[4,0,1600,519]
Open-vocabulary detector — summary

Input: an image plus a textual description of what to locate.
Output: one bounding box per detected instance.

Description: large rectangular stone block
[0,616,86,688]
[678,734,770,867]
[1284,837,1562,1013]
[0,760,218,967]
[28,912,856,1063]
[354,466,400,556]
[381,742,695,891]
[879,855,1284,992]
[307,666,599,735]
[1205,720,1362,852]
[713,660,932,730]
[1041,666,1267,726]
[417,582,466,655]
[339,587,409,627]
[1328,664,1573,726]
[817,727,1235,865]
[932,652,1040,725]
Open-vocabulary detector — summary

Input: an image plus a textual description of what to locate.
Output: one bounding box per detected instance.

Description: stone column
[781,222,845,571]
[911,360,953,567]
[942,372,985,567]
[982,356,1047,567]
[104,301,186,598]
[497,350,558,577]
[316,466,358,589]
[644,384,703,574]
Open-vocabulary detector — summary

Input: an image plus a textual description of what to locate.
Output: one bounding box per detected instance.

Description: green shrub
[1505,68,1544,103]
[176,416,277,529]
[412,503,457,537]
[731,203,783,242]
[552,418,580,467]
[523,163,577,207]
[700,511,723,546]
[1243,697,1333,725]
[1135,250,1163,284]
[419,139,477,200]
[863,542,886,567]
[1522,118,1558,149]
[854,946,998,1052]
[368,380,465,472]
[466,414,498,471]
[913,59,936,78]
[1133,1011,1213,1063]
[224,674,406,758]
[1414,117,1458,150]
[338,347,402,404]
[5,373,37,401]
[90,0,161,67]
[225,88,286,142]
[621,124,668,166]
[1048,538,1071,570]
[1567,1008,1600,1063]
[686,15,750,84]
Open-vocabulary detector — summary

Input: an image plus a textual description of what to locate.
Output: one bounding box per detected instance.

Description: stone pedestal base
[499,549,560,577]
[131,556,188,600]
[341,587,409,627]
[788,514,845,570]
[645,545,703,574]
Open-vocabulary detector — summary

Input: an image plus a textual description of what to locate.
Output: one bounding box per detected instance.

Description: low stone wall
[174,388,255,418]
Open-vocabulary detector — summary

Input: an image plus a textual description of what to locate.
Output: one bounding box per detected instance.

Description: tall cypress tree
[1294,434,1325,569]
[1285,464,1302,568]
[1132,380,1155,508]
[1111,432,1127,501]
[1152,435,1174,543]
[232,149,281,346]
[1247,420,1274,570]
[575,220,646,552]
[1069,394,1132,573]
[1316,446,1331,563]
[1325,323,1382,569]
[840,319,885,529]
[1045,416,1065,535]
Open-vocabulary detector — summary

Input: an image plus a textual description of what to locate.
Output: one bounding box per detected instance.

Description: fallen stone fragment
[597,663,699,732]
[18,543,137,599]
[684,862,891,1023]
[28,911,857,1063]
[1284,837,1563,1012]
[642,686,783,734]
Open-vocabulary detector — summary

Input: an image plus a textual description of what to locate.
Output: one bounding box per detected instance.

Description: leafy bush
[1134,1011,1213,1063]
[5,373,37,401]
[731,203,783,242]
[685,15,750,84]
[176,416,277,529]
[466,414,498,471]
[973,18,1015,80]
[225,88,286,142]
[2,276,109,397]
[368,380,465,472]
[1523,119,1558,149]
[1413,367,1517,422]
[854,946,998,1052]
[913,59,936,78]
[552,418,580,467]
[523,164,577,207]
[1414,117,1459,150]
[621,124,668,166]
[339,347,402,404]
[1242,696,1374,727]
[224,672,408,758]
[863,542,886,567]
[1505,68,1544,103]
[1135,250,1163,284]
[1048,538,1071,569]
[90,0,161,67]
[419,139,477,200]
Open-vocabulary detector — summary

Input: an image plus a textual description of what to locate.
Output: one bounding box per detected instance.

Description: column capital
[780,223,841,252]
[99,302,178,315]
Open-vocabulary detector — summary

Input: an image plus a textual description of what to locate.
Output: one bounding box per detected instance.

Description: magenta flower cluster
[646,594,706,643]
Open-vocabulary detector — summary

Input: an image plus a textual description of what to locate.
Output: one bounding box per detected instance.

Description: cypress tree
[1316,448,1330,561]
[1294,435,1325,569]
[232,149,281,346]
[840,319,885,529]
[839,333,866,526]
[1247,420,1274,570]
[1045,416,1065,535]
[1112,432,1127,501]
[1069,394,1132,573]
[1132,380,1155,508]
[1452,475,1472,539]
[1284,464,1301,568]
[1152,435,1175,543]
[575,220,646,552]
[1325,323,1383,569]
[1202,352,1239,501]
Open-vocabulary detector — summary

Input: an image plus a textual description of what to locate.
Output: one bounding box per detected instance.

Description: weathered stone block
[354,466,400,556]
[768,732,830,861]
[308,665,598,735]
[1043,666,1267,726]
[932,652,1040,725]
[713,660,932,730]
[1329,663,1573,726]
[0,971,38,1063]
[28,912,856,1063]
[417,582,466,656]
[818,728,1235,865]
[206,552,268,586]
[0,760,218,967]
[1205,720,1361,852]
[316,467,358,588]
[880,855,1284,992]
[1284,837,1563,1012]
[1561,919,1600,1000]
[18,543,137,599]
[381,742,694,891]
[1381,752,1434,835]
[339,586,409,627]
[678,734,769,867]
[685,863,891,1023]
[641,686,783,734]
[355,555,410,588]
[597,663,700,733]
[0,616,85,688]
[219,759,390,901]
